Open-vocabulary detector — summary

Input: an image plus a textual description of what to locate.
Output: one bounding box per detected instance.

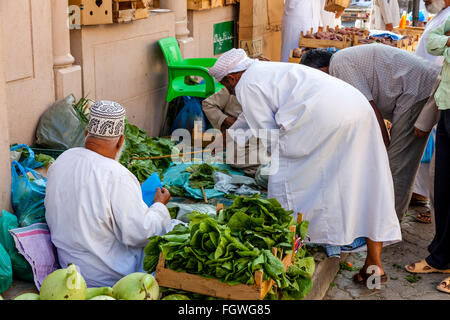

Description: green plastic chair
[158,37,224,103]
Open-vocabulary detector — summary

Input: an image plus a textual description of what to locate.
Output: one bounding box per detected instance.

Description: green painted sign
[214,21,235,55]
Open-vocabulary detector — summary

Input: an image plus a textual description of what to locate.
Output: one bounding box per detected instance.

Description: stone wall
[70,12,176,136]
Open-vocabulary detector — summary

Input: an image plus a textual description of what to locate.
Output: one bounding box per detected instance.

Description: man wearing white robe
[45,101,172,287]
[320,0,343,29]
[370,0,400,31]
[209,49,402,285]
[281,0,321,62]
[415,0,450,65]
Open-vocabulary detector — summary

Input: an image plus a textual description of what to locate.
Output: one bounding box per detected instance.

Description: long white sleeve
[110,174,172,248]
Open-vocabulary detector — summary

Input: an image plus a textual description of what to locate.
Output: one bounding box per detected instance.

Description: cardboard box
[69,0,114,25]
[238,0,266,57]
[263,0,283,61]
[238,0,283,61]
[324,0,350,13]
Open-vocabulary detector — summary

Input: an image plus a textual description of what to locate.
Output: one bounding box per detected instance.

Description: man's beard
[426,0,446,14]
[115,142,125,162]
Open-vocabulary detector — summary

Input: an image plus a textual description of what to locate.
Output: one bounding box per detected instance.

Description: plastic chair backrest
[158,37,183,65]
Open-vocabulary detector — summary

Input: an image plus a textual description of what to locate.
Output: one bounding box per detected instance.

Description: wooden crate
[324,0,351,13]
[394,26,424,38]
[299,28,352,50]
[135,0,150,20]
[288,50,301,64]
[188,0,211,10]
[156,225,297,300]
[211,0,225,8]
[113,0,136,23]
[352,35,414,52]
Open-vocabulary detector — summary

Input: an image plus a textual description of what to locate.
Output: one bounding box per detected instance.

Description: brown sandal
[437,277,450,294]
[353,268,388,286]
[405,259,450,274]
[415,211,432,224]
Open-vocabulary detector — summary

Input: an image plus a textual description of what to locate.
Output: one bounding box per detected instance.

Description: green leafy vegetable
[143,195,315,300]
[184,163,229,189]
[35,154,55,167]
[119,121,176,183]
[73,96,92,125]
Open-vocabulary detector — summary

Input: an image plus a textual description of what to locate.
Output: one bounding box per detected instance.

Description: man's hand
[154,187,171,205]
[223,116,237,129]
[256,55,271,61]
[335,9,344,19]
[445,30,450,47]
[385,23,394,32]
[414,127,429,138]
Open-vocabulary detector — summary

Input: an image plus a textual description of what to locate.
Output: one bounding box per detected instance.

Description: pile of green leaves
[144,213,287,286]
[218,194,295,251]
[72,96,91,125]
[119,122,176,183]
[35,154,55,167]
[184,163,229,189]
[10,144,55,168]
[144,195,316,300]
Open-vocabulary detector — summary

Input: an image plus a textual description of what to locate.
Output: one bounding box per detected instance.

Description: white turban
[209,48,256,82]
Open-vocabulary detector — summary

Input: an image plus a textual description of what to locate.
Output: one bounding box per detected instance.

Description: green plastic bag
[0,243,12,294]
[35,94,86,149]
[0,211,33,282]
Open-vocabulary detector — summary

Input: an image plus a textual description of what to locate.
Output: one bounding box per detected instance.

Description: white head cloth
[87,100,126,138]
[209,48,256,82]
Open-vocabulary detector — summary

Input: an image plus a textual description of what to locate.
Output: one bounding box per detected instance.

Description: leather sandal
[437,277,450,294]
[415,211,432,224]
[405,259,450,274]
[353,268,388,286]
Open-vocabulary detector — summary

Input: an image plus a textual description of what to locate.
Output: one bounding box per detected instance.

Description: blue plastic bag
[141,173,163,207]
[0,243,12,294]
[170,96,207,133]
[10,144,43,170]
[11,161,47,227]
[421,128,436,164]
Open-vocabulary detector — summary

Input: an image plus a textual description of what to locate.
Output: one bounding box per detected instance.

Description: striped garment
[9,223,59,290]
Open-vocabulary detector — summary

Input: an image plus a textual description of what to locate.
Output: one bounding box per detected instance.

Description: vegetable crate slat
[299,27,352,50]
[156,224,297,300]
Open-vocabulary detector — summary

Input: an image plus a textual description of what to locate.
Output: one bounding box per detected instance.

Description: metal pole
[412,0,420,26]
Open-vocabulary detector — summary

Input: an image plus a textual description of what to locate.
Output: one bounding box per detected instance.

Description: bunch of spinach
[184,163,229,189]
[218,194,295,252]
[119,122,175,183]
[144,213,286,286]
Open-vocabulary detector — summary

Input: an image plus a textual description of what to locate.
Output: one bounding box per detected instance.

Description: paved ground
[325,205,450,300]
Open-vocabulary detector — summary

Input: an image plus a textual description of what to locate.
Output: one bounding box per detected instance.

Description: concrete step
[304,252,348,300]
